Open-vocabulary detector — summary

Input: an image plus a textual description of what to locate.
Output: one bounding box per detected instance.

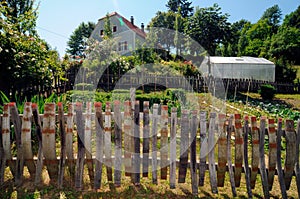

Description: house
[200,56,275,82]
[91,12,146,55]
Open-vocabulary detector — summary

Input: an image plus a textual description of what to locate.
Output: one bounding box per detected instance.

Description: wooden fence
[1,101,300,198]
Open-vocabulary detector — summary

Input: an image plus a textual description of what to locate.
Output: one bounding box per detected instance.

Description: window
[118,41,128,51]
[100,29,104,36]
[113,25,117,32]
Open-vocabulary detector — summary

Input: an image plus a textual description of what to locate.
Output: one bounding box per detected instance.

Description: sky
[36,0,299,57]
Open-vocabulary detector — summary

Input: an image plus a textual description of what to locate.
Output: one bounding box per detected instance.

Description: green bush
[258,84,276,101]
[74,83,94,91]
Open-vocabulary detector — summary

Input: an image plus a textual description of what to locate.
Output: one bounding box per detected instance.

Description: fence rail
[1,101,300,198]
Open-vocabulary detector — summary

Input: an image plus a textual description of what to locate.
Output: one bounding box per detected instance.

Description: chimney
[141,23,144,32]
[130,16,134,25]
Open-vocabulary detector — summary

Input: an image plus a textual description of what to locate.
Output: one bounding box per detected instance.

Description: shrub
[259,84,276,101]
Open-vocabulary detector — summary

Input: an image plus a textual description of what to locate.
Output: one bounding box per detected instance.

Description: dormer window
[113,25,117,33]
[100,29,104,36]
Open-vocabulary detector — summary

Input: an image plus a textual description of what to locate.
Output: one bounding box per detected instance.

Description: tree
[185,4,231,55]
[282,5,300,29]
[260,4,282,34]
[103,13,112,39]
[66,22,95,57]
[166,0,193,18]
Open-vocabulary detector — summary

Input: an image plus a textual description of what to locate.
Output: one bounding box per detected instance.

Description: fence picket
[10,103,23,186]
[259,117,270,199]
[160,105,168,180]
[243,116,252,198]
[32,104,43,186]
[178,110,189,183]
[133,101,140,185]
[75,102,85,190]
[21,102,35,178]
[284,120,296,190]
[199,111,207,186]
[190,110,198,195]
[227,115,237,197]
[85,102,94,184]
[66,103,75,179]
[217,114,226,187]
[151,104,159,184]
[234,114,243,187]
[250,116,259,189]
[208,112,218,194]
[58,102,66,188]
[277,118,287,199]
[124,101,132,177]
[170,107,177,189]
[114,101,122,187]
[143,101,150,178]
[295,120,300,198]
[268,119,277,190]
[94,102,103,190]
[104,102,113,182]
[43,103,58,181]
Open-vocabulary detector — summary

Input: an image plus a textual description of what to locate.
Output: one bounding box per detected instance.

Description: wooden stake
[170,107,177,189]
[160,105,168,180]
[58,102,66,188]
[190,110,198,195]
[143,101,150,178]
[199,111,207,186]
[250,116,259,189]
[151,104,159,184]
[114,100,122,187]
[178,110,189,183]
[94,102,103,190]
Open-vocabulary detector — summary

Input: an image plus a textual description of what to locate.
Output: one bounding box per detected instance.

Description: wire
[37,26,69,39]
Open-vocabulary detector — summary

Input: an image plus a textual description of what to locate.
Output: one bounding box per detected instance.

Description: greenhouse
[200,56,275,82]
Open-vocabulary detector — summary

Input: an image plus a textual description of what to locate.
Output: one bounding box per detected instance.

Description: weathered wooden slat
[94,102,103,190]
[259,117,270,199]
[234,114,243,187]
[32,104,43,186]
[208,112,218,194]
[133,100,140,185]
[267,118,276,190]
[217,114,226,187]
[151,104,159,184]
[85,102,94,184]
[124,101,132,177]
[199,111,207,186]
[142,101,150,178]
[2,104,15,176]
[227,115,237,197]
[277,118,287,199]
[66,103,75,179]
[0,114,5,184]
[160,105,168,180]
[75,102,85,190]
[243,116,252,198]
[190,110,198,195]
[295,119,300,198]
[284,120,296,190]
[58,102,66,188]
[42,103,58,181]
[178,110,189,183]
[170,107,177,189]
[21,102,35,178]
[114,101,122,187]
[10,102,23,186]
[250,116,259,189]
[104,102,113,182]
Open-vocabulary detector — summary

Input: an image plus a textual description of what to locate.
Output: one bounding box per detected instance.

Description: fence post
[58,102,66,188]
[114,100,122,187]
[133,100,140,185]
[104,102,113,182]
[295,119,300,198]
[94,102,103,190]
[151,104,159,184]
[0,113,4,185]
[259,117,270,199]
[170,107,177,189]
[217,114,226,187]
[143,101,150,178]
[21,102,35,178]
[43,103,58,181]
[234,114,243,187]
[199,111,207,186]
[190,110,198,195]
[277,118,287,199]
[208,112,218,194]
[75,102,85,190]
[160,105,168,180]
[178,109,189,183]
[227,115,237,197]
[10,103,23,186]
[268,118,277,190]
[124,101,132,177]
[66,103,75,179]
[85,102,94,185]
[250,116,259,189]
[2,104,15,176]
[32,104,43,186]
[284,120,296,190]
[243,116,252,198]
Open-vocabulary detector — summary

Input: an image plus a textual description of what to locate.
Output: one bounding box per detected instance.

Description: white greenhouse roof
[209,56,274,65]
